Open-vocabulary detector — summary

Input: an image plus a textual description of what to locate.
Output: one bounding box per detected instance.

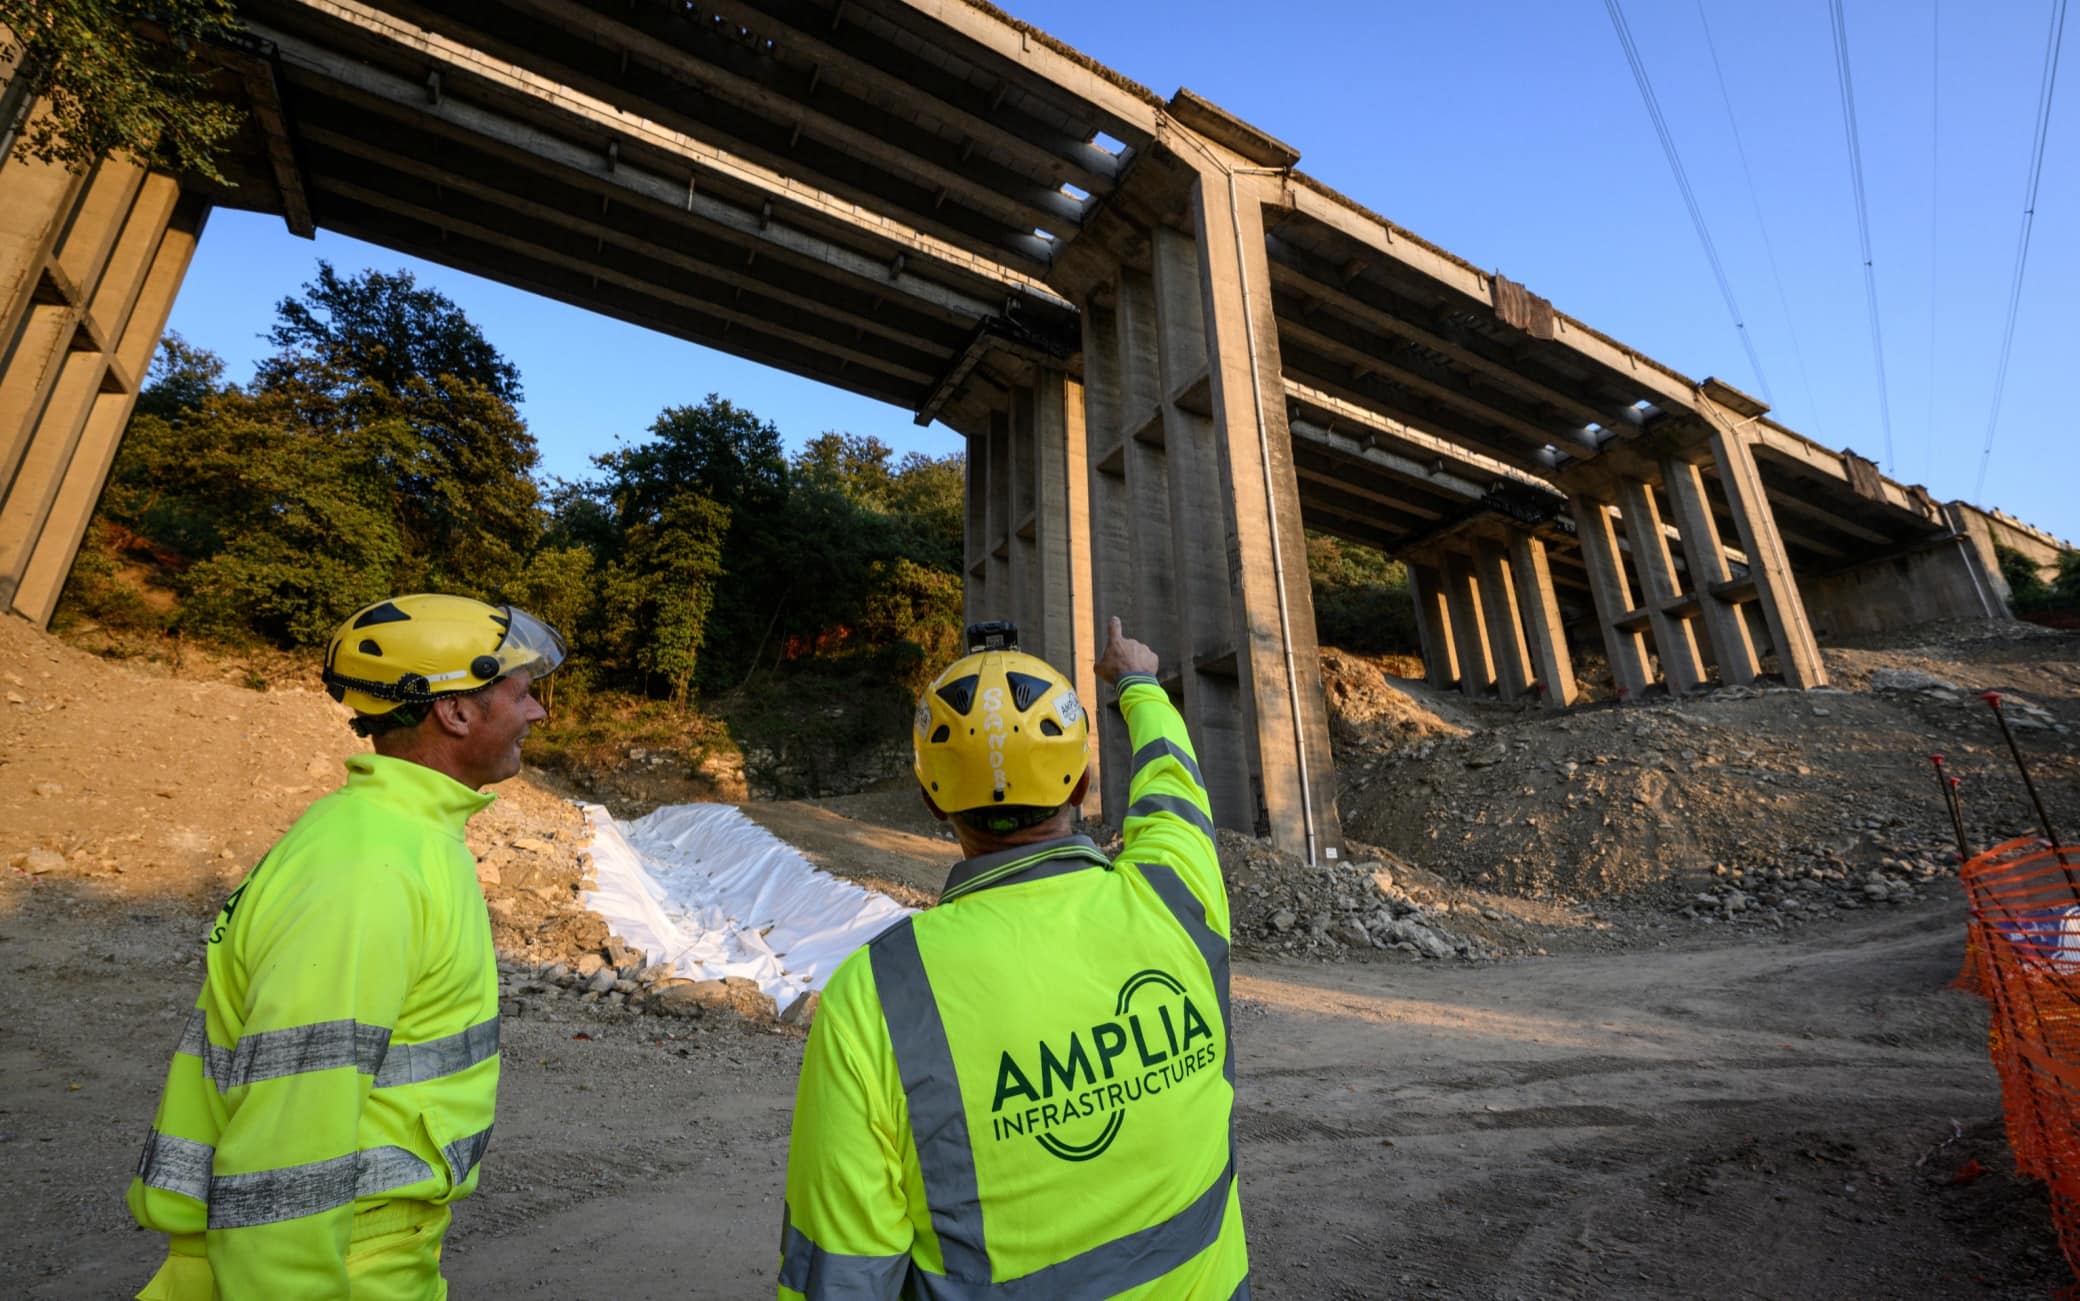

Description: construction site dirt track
[3,614,2076,1297]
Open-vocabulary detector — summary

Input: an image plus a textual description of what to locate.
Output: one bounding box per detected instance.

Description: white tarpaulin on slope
[581,802,914,1007]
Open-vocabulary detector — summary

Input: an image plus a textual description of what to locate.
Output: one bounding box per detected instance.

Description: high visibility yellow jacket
[127,753,503,1299]
[780,673,1246,1299]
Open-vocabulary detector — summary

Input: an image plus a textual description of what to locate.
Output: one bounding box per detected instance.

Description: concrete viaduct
[0,0,2057,862]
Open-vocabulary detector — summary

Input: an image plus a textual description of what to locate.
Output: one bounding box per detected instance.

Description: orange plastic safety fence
[1959,838,2080,1286]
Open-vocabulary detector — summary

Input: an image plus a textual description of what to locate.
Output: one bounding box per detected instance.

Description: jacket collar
[941,833,1111,903]
[341,753,497,841]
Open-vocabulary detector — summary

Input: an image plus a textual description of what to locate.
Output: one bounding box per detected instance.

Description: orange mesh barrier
[1959,838,2080,1284]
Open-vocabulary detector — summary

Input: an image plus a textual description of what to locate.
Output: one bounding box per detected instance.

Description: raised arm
[1095,618,1228,939]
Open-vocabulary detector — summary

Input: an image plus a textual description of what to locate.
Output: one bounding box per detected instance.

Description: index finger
[1107,615,1123,644]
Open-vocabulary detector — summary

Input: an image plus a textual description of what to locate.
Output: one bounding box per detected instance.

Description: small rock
[650,981,710,1018]
[574,954,606,979]
[510,837,556,855]
[781,990,820,1027]
[29,781,62,798]
[585,966,617,994]
[1329,923,1372,948]
[22,847,65,875]
[1270,909,1297,932]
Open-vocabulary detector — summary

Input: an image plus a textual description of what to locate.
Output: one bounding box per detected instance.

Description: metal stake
[1982,691,2073,885]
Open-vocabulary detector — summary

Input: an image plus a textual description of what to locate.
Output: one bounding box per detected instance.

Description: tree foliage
[1307,533,1418,655]
[70,270,539,646]
[0,0,242,181]
[66,269,969,729]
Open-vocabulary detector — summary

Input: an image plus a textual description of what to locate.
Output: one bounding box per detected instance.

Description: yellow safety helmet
[913,629,1089,829]
[322,593,566,717]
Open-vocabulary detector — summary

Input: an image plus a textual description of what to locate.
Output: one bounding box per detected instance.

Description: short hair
[953,802,1066,836]
[350,701,429,738]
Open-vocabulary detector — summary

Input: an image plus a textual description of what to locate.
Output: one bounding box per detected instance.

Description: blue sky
[168,0,2077,539]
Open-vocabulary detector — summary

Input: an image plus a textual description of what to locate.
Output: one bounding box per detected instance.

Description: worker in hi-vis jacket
[781,615,1247,1299]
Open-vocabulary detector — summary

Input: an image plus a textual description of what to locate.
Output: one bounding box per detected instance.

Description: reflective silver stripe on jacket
[174,1008,497,1093]
[1130,737,1206,793]
[871,922,991,1282]
[134,1128,443,1225]
[778,1213,910,1296]
[1125,792,1217,841]
[375,1017,500,1088]
[441,1125,494,1185]
[870,876,1240,1298]
[1137,863,1235,1091]
[198,1017,394,1093]
[136,1128,213,1202]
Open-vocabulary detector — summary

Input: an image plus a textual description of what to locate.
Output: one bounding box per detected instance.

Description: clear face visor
[490,607,567,682]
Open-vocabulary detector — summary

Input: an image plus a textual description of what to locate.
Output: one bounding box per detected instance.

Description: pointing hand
[1094,616,1159,685]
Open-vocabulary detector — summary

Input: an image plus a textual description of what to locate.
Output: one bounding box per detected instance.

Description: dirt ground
[3,613,2077,1297]
[1,872,2059,1298]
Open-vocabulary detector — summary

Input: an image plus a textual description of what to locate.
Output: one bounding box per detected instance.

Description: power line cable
[1603,0,1774,406]
[1975,0,2070,502]
[1694,0,1819,424]
[1828,0,1897,474]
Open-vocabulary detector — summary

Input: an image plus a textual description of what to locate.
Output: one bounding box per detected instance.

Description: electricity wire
[1694,0,1818,424]
[1974,0,2070,502]
[1603,0,1774,406]
[1829,0,1896,474]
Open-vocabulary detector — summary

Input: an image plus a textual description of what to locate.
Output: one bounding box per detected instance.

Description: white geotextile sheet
[581,802,914,1007]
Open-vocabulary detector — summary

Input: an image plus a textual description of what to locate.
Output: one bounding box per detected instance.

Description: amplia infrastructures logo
[986,967,1220,1162]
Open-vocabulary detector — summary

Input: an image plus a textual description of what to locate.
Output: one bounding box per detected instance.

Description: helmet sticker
[914,700,933,737]
[1054,692,1084,728]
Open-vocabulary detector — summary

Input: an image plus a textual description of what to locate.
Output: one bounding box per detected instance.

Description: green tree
[261,262,522,403]
[600,491,729,708]
[1307,532,1417,655]
[794,432,897,508]
[0,0,242,181]
[507,545,596,712]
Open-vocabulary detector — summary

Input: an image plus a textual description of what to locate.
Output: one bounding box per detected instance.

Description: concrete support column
[1705,417,1828,688]
[1615,477,1705,693]
[1006,385,1038,631]
[0,178,206,624]
[1112,270,1180,664]
[983,408,1012,617]
[962,429,988,626]
[1407,561,1458,689]
[1660,455,1760,685]
[1191,165,1341,861]
[1025,367,1101,819]
[1570,493,1652,700]
[1079,302,1135,822]
[1150,226,1253,828]
[1473,538,1534,703]
[1439,551,1494,698]
[1508,533,1577,708]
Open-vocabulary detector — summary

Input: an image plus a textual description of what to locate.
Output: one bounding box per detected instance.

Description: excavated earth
[4,612,2078,1297]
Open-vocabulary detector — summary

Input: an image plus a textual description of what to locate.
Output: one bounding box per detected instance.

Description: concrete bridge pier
[1406,526,1577,710]
[0,102,207,626]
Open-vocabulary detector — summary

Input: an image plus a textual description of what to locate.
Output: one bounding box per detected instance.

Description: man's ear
[430,694,474,739]
[919,787,949,823]
[1069,769,1091,808]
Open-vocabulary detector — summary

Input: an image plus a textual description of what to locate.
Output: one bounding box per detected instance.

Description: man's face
[465,671,546,786]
